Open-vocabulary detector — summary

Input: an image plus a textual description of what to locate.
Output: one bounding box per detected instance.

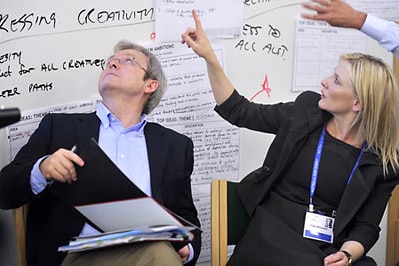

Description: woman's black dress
[227,127,376,266]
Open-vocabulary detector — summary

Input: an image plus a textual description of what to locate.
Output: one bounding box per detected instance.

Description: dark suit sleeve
[0,114,55,209]
[0,113,91,209]
[157,129,201,265]
[214,89,296,134]
[172,137,201,265]
[339,173,399,252]
[183,138,202,266]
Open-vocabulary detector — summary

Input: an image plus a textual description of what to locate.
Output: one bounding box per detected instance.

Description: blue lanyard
[309,126,366,212]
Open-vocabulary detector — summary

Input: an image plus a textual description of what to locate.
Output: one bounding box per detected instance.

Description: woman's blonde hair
[342,53,399,176]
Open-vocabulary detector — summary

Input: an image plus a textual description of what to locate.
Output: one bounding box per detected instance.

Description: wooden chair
[211,179,250,266]
[14,204,29,266]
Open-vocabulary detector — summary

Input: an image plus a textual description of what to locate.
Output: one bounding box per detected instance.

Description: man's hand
[301,0,367,30]
[177,245,190,263]
[40,148,84,183]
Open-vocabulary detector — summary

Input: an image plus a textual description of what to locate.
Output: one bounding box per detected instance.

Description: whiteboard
[0,0,394,264]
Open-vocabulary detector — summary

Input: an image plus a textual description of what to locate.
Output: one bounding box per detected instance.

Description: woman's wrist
[340,250,353,265]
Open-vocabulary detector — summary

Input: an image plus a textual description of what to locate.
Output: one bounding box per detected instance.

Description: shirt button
[120,154,125,159]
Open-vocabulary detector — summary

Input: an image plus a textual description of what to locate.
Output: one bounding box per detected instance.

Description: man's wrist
[353,10,367,30]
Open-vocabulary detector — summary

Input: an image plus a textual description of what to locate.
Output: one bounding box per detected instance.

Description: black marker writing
[77,8,154,25]
[0,12,56,33]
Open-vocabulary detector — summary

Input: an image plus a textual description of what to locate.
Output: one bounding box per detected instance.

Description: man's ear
[144,80,159,94]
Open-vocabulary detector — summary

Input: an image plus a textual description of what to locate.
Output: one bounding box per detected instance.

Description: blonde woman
[182,10,399,266]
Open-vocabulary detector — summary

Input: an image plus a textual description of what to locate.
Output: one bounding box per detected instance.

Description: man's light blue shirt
[361,14,399,57]
[31,102,151,197]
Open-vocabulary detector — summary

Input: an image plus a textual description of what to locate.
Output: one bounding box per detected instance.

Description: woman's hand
[325,241,363,266]
[181,9,235,105]
[324,251,351,266]
[181,10,216,61]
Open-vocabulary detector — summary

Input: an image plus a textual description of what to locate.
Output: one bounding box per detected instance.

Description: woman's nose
[321,78,328,88]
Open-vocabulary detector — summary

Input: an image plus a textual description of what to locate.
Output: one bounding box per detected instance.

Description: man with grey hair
[0,40,201,266]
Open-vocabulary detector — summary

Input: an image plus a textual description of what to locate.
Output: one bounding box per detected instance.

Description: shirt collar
[96,102,147,132]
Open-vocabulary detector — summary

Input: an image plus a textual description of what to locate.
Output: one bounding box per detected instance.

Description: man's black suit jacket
[0,112,201,266]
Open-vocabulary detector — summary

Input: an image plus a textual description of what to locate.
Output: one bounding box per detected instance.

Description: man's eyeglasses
[105,55,150,78]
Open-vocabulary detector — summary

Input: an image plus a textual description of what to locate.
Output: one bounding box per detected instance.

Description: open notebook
[58,197,195,252]
[75,197,183,232]
[52,139,197,252]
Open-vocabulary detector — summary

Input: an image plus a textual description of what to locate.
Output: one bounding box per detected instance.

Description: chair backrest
[14,204,29,266]
[211,179,249,266]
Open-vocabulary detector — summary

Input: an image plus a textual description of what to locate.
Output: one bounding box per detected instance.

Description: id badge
[303,211,334,243]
